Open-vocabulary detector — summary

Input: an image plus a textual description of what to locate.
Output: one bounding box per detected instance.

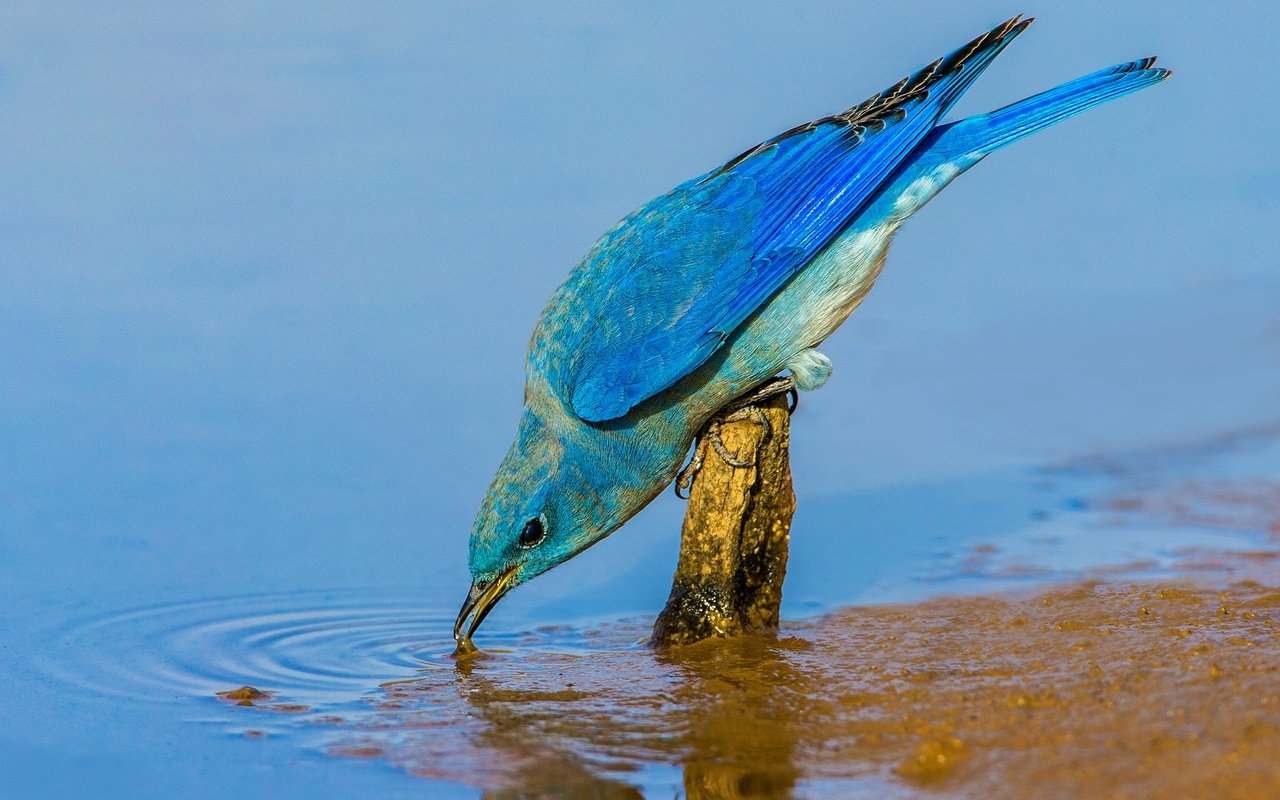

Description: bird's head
[454,407,643,648]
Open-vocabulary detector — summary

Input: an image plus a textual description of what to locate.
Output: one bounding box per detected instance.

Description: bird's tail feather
[939,57,1171,157]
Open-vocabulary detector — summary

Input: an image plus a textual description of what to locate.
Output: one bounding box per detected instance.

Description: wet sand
[320,568,1279,798]
[799,576,1279,799]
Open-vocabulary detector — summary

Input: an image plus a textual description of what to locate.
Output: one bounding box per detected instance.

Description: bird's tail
[935,57,1171,158]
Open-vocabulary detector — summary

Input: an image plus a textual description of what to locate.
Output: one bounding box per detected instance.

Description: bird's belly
[704,221,896,406]
[791,222,896,347]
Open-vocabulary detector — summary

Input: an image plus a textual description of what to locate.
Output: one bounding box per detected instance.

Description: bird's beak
[453,566,518,650]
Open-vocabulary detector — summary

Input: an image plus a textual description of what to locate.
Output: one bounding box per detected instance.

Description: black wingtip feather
[708,16,1032,181]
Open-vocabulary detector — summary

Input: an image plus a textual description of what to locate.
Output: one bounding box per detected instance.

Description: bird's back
[529,17,1036,425]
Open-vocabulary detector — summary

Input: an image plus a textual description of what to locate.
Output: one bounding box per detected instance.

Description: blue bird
[455,16,1169,644]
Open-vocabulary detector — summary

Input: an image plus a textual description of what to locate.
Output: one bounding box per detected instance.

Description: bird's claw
[673,376,797,498]
[707,419,756,468]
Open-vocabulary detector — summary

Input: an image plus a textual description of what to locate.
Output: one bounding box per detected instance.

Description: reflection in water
[442,633,811,799]
[656,640,802,799]
[347,621,905,798]
[492,635,807,800]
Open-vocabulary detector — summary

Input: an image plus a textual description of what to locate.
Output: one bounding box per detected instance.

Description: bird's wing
[567,17,1030,422]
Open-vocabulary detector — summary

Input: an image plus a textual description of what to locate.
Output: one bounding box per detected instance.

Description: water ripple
[41,588,463,707]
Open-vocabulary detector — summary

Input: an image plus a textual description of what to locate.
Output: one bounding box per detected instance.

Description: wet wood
[651,386,796,648]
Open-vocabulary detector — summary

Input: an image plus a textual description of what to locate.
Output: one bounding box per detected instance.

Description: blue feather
[567,16,1032,422]
[932,57,1171,159]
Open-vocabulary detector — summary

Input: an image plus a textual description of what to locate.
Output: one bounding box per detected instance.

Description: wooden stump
[651,387,796,648]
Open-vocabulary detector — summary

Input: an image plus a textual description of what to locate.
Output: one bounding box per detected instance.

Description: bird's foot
[720,375,799,417]
[674,376,797,498]
[675,419,756,499]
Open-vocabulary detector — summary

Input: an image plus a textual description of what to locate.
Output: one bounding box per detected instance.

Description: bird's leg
[674,434,707,499]
[673,376,798,497]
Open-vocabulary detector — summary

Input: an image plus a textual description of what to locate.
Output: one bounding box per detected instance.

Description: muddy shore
[318,568,1277,798]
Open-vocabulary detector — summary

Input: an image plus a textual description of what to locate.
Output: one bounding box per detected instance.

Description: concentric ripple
[41,588,465,707]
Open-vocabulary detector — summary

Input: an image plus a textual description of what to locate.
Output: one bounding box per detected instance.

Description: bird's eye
[518,517,546,548]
